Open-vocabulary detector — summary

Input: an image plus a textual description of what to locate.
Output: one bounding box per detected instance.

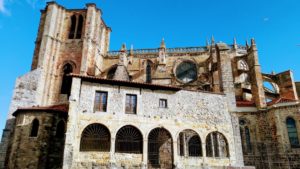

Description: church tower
[0,2,111,168]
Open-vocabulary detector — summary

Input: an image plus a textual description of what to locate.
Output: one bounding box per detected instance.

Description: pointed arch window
[68,14,84,39]
[146,61,152,83]
[286,117,299,147]
[60,63,73,97]
[30,119,39,137]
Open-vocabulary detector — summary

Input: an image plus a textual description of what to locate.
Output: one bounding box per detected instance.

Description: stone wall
[7,111,66,169]
[62,77,243,168]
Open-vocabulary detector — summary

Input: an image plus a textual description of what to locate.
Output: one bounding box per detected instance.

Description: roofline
[12,104,69,117]
[70,74,182,91]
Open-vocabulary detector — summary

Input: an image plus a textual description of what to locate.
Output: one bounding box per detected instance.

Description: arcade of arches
[79,123,229,168]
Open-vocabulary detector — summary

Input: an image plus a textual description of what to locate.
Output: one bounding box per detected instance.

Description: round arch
[80,123,111,152]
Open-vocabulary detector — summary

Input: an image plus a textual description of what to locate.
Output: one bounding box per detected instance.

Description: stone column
[210,134,215,157]
[173,141,181,168]
[110,137,116,166]
[141,139,148,169]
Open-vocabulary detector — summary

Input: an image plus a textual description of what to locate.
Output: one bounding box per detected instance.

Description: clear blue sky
[0,0,300,136]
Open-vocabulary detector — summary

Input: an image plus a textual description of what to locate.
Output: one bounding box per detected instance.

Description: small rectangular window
[94,91,108,112]
[125,94,137,114]
[159,99,168,108]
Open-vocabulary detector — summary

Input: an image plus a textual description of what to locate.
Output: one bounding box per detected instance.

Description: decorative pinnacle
[271,70,276,75]
[206,38,209,46]
[246,40,249,49]
[251,38,256,46]
[130,45,134,55]
[233,37,237,45]
[211,35,215,45]
[120,43,127,52]
[160,38,166,49]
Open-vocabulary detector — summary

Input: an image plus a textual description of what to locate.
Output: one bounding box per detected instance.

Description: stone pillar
[247,39,266,109]
[230,113,244,166]
[110,137,116,167]
[62,77,81,169]
[141,139,148,169]
[173,141,181,168]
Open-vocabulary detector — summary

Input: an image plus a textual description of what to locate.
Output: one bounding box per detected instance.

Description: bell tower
[30,1,111,105]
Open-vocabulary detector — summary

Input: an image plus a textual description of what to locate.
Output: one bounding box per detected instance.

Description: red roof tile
[267,97,297,106]
[13,104,69,116]
[236,100,256,107]
[69,73,182,91]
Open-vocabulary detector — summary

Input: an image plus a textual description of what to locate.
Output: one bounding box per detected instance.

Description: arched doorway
[148,128,173,169]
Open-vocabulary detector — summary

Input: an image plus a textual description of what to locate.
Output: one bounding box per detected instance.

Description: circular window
[175,61,197,83]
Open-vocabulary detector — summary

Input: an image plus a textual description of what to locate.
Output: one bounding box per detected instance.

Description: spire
[251,38,256,46]
[160,38,166,49]
[129,45,134,55]
[120,43,127,52]
[246,40,249,49]
[271,70,276,75]
[233,37,237,49]
[206,38,209,46]
[211,35,215,45]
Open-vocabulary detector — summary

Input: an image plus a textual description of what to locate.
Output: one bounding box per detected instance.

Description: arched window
[148,128,173,168]
[245,127,252,151]
[178,129,202,157]
[239,119,252,154]
[80,123,110,151]
[206,132,229,158]
[146,61,152,83]
[107,65,117,79]
[188,135,202,157]
[55,120,66,138]
[286,117,299,147]
[30,119,39,137]
[60,63,73,97]
[68,14,84,39]
[76,15,84,39]
[115,125,143,154]
[237,59,248,71]
[68,15,77,39]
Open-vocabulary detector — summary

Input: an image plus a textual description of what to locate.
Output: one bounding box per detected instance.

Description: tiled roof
[13,104,69,116]
[267,97,297,106]
[69,73,182,91]
[236,100,256,107]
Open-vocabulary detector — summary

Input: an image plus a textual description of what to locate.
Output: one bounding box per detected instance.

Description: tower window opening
[60,63,73,97]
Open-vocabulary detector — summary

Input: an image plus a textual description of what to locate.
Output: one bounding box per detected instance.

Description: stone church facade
[0,2,300,169]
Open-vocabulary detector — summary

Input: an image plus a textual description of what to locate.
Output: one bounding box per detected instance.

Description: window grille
[80,123,110,151]
[125,94,137,114]
[94,91,108,112]
[188,135,202,157]
[115,125,143,154]
[206,131,229,158]
[159,99,168,108]
[148,128,173,167]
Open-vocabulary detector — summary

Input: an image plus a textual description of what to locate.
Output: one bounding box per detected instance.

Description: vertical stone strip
[62,77,81,169]
[80,4,100,75]
[247,39,266,109]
